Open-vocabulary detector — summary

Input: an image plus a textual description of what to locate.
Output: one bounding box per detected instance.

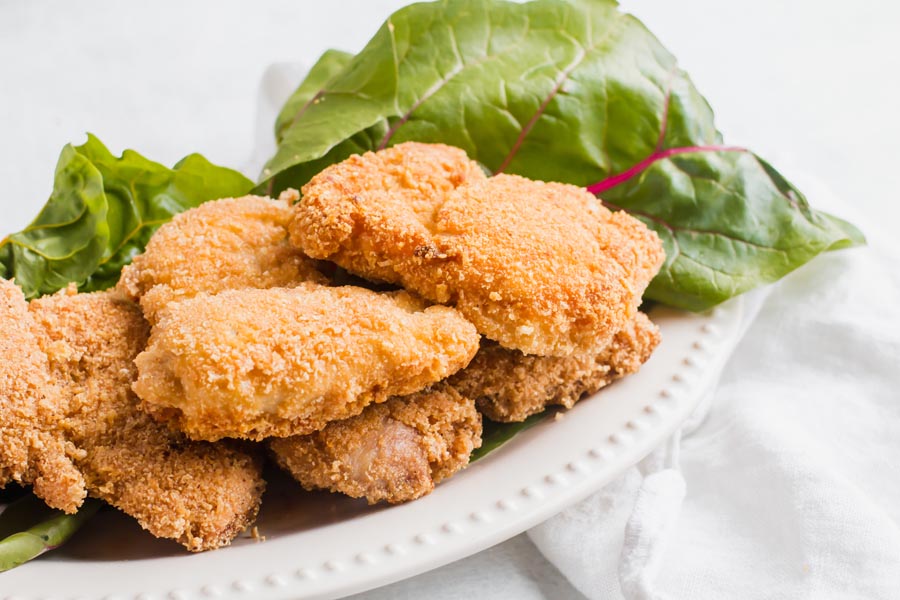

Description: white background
[2,1,898,598]
[2,0,898,231]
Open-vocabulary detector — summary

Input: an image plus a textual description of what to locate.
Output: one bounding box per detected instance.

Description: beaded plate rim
[0,297,744,600]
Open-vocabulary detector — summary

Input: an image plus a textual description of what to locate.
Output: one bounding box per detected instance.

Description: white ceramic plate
[0,298,744,600]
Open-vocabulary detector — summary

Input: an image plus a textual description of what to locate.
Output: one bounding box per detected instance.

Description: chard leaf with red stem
[264,0,863,311]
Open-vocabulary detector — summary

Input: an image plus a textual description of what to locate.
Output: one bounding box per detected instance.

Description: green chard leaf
[594,151,866,310]
[0,145,109,297]
[471,412,549,462]
[263,0,864,311]
[0,134,254,298]
[0,497,101,573]
[274,49,355,145]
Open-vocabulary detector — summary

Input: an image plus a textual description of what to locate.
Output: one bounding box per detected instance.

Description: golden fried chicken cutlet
[0,279,85,513]
[290,143,664,356]
[450,312,661,422]
[117,191,327,324]
[289,142,486,286]
[28,286,265,552]
[133,283,480,442]
[270,383,481,504]
[117,202,483,501]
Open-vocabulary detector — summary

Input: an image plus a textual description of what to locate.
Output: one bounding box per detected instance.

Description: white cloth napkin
[528,226,900,599]
[253,65,900,599]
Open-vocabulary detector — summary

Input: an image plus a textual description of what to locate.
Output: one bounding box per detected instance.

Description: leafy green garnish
[597,152,865,310]
[471,412,550,462]
[264,0,863,311]
[274,49,355,145]
[0,134,254,298]
[0,496,101,573]
[0,144,108,296]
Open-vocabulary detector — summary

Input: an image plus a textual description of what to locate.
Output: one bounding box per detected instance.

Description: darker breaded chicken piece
[29,286,265,551]
[450,312,661,422]
[270,383,481,504]
[0,279,85,513]
[117,191,327,324]
[289,143,664,356]
[132,283,480,442]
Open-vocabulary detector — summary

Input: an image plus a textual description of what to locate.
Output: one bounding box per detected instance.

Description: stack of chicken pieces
[0,143,664,551]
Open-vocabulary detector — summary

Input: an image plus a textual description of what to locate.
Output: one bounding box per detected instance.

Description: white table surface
[2,1,897,598]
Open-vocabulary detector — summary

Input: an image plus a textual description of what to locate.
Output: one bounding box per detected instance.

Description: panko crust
[117,190,327,324]
[289,142,487,285]
[450,312,661,422]
[290,143,664,356]
[30,287,265,552]
[133,283,480,442]
[270,383,482,504]
[0,279,85,513]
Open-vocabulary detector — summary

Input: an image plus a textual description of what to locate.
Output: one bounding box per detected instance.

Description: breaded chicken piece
[290,143,664,356]
[117,203,482,500]
[133,283,480,442]
[289,142,487,286]
[270,383,481,504]
[450,312,661,422]
[0,279,85,513]
[117,190,327,324]
[29,286,265,551]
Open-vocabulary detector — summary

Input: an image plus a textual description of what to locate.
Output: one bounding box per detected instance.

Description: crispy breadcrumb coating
[270,383,481,504]
[289,142,486,285]
[290,143,664,356]
[0,279,85,513]
[133,283,479,441]
[116,198,483,500]
[450,312,661,422]
[117,191,327,324]
[29,286,265,551]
